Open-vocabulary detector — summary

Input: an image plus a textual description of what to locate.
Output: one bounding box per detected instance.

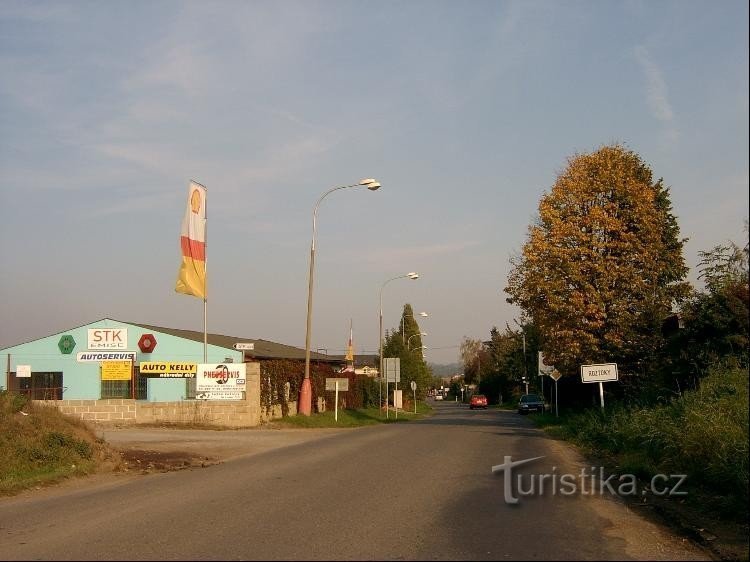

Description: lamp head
[407,272,419,280]
[419,312,429,317]
[360,178,381,191]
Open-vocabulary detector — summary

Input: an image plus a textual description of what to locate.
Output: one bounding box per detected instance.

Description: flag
[175,181,207,299]
[345,322,354,362]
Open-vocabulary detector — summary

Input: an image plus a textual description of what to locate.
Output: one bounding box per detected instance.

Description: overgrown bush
[556,366,748,518]
[260,360,377,416]
[0,391,113,494]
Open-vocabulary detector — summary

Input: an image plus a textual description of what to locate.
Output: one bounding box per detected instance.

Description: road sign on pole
[325,378,349,422]
[384,358,400,420]
[410,380,417,414]
[384,358,401,382]
[580,363,618,409]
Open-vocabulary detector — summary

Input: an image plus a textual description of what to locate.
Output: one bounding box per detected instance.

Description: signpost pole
[555,379,559,417]
[395,376,399,420]
[599,381,604,409]
[335,380,339,422]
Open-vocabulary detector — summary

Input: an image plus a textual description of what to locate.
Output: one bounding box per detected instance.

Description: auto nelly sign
[88,328,128,350]
[196,363,247,400]
[139,362,197,378]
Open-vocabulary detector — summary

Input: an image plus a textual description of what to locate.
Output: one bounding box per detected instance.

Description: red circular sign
[138,334,157,353]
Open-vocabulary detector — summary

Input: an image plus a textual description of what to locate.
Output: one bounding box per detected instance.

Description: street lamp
[300,178,381,416]
[513,318,531,396]
[407,332,427,350]
[401,311,429,344]
[380,272,419,418]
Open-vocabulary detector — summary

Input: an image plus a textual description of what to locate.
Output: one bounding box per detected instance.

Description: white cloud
[634,45,675,123]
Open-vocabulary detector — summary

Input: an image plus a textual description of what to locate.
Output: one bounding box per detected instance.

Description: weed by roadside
[0,391,122,495]
[524,368,749,561]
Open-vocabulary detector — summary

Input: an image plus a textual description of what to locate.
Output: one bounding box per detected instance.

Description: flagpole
[203,183,208,363]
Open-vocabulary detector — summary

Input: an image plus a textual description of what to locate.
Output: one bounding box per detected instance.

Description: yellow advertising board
[139,362,198,378]
[101,361,132,381]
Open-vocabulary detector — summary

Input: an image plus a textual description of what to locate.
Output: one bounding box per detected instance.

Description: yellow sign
[139,362,198,374]
[101,361,132,381]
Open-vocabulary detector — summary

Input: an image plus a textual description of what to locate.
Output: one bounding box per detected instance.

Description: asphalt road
[0,402,711,560]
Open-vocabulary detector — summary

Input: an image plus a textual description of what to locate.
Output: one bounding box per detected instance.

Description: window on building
[100,379,131,399]
[134,370,148,400]
[8,371,63,400]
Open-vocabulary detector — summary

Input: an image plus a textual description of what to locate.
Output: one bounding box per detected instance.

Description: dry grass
[0,391,122,495]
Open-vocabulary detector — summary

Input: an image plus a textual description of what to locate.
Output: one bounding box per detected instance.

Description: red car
[469,394,488,410]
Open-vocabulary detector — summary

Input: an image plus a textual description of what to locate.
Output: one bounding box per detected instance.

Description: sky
[0,0,748,366]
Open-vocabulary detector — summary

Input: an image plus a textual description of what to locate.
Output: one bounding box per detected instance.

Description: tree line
[465,144,748,406]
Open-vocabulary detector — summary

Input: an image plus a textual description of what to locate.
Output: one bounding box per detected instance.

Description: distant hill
[428,362,462,377]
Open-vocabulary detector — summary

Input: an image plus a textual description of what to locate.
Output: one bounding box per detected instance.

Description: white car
[434,394,443,401]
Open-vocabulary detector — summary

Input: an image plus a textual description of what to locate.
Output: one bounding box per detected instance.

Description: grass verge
[274,403,433,428]
[525,367,749,561]
[0,391,121,495]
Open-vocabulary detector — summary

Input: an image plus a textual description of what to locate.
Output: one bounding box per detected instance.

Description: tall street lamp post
[407,333,427,350]
[300,178,381,416]
[380,272,419,417]
[401,311,429,344]
[514,318,531,396]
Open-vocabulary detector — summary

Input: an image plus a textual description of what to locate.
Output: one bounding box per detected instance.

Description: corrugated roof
[128,321,337,362]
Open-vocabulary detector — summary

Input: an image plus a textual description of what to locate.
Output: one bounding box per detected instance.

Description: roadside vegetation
[451,144,748,544]
[0,391,119,495]
[275,402,432,428]
[532,365,748,520]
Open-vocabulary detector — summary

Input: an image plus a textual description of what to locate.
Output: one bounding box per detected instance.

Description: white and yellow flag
[345,322,354,362]
[175,181,207,299]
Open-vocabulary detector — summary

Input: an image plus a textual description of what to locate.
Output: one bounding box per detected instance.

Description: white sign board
[581,363,618,383]
[538,352,555,377]
[16,365,31,378]
[196,363,247,400]
[88,328,128,350]
[410,380,417,391]
[384,357,401,382]
[325,378,349,391]
[233,342,255,350]
[77,351,137,362]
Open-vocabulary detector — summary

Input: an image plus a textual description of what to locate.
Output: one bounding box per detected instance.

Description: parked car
[469,394,488,410]
[518,394,547,414]
[434,393,443,401]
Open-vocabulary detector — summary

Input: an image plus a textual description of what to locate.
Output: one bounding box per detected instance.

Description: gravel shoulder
[97,422,353,470]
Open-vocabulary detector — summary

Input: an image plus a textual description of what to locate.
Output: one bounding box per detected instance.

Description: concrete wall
[37,371,264,428]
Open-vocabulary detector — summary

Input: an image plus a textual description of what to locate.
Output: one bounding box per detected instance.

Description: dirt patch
[117,449,219,473]
[542,433,748,562]
[621,492,749,562]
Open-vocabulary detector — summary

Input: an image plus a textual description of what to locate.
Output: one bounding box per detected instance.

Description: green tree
[382,304,431,400]
[459,337,483,384]
[670,237,749,378]
[478,323,542,403]
[505,144,690,382]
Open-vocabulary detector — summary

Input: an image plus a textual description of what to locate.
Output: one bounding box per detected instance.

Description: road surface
[0,402,710,560]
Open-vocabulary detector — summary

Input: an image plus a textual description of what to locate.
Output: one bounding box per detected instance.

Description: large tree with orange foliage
[505,145,690,377]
